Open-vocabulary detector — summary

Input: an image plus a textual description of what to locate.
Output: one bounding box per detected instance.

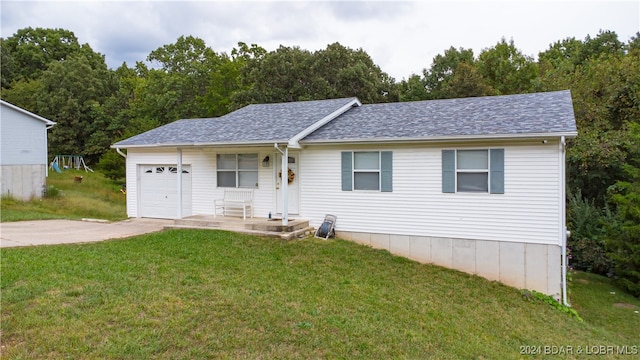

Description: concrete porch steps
[165,215,314,240]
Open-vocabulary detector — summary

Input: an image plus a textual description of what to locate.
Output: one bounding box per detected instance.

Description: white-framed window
[442,149,504,194]
[456,150,489,192]
[353,151,381,190]
[341,151,392,192]
[217,153,258,188]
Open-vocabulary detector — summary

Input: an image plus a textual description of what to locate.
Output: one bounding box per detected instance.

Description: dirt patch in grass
[613,303,638,309]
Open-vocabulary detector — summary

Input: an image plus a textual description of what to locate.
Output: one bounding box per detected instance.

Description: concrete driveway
[0,218,173,248]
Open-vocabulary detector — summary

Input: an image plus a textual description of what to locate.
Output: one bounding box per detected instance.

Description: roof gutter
[287,98,361,149]
[300,131,578,146]
[110,140,285,149]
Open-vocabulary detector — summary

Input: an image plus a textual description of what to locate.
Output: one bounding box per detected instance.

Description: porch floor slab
[166,215,314,240]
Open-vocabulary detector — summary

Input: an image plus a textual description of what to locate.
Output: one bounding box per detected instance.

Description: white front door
[275,153,299,214]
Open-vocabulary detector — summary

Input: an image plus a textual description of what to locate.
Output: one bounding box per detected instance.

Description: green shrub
[97,149,125,181]
[569,237,614,275]
[44,185,62,198]
[567,190,615,275]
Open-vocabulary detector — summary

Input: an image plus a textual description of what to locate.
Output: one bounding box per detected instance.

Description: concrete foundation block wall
[476,240,500,281]
[547,245,562,298]
[499,242,526,289]
[389,235,411,258]
[431,237,453,268]
[525,243,549,291]
[336,230,561,298]
[370,233,390,250]
[453,239,476,274]
[409,236,431,262]
[0,165,46,201]
[346,232,370,246]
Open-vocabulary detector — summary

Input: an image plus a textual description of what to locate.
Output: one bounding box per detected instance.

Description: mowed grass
[570,271,640,344]
[2,230,639,359]
[0,169,126,222]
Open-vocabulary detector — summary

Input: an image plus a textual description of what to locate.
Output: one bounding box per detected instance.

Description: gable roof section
[114,97,360,148]
[1,100,56,126]
[302,90,577,143]
[114,90,577,149]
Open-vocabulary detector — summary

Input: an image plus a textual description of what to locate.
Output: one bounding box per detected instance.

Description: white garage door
[140,165,192,219]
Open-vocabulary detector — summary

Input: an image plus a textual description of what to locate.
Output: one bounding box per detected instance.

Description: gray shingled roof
[302,90,577,143]
[114,97,358,147]
[114,91,577,148]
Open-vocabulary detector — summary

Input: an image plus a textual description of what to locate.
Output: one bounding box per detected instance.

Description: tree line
[1,27,639,296]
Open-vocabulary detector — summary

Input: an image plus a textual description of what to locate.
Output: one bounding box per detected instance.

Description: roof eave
[1,100,56,126]
[111,139,288,149]
[299,131,579,146]
[113,131,578,149]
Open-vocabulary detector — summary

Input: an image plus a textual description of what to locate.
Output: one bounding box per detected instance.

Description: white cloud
[1,0,638,80]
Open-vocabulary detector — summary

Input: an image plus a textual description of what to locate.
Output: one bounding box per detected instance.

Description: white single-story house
[113,90,577,302]
[1,100,56,200]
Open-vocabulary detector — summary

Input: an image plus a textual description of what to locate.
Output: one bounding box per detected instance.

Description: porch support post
[274,143,289,226]
[177,148,183,219]
[281,146,289,226]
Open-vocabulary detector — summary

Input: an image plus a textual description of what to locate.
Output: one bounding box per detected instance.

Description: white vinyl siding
[1,103,53,200]
[301,141,562,246]
[126,141,563,247]
[125,148,275,218]
[1,104,49,166]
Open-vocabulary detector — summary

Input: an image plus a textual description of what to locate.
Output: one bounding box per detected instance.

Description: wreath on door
[278,168,295,184]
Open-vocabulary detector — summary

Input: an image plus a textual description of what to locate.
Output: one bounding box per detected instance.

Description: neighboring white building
[0,100,56,200]
[113,91,578,301]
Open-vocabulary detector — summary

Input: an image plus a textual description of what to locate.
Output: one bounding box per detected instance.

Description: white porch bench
[214,189,254,219]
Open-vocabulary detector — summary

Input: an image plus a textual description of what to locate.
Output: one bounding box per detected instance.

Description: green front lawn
[2,230,639,359]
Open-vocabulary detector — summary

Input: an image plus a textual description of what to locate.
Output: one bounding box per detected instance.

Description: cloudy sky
[1,0,638,80]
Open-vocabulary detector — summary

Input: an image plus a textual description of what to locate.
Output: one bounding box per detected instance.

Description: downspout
[274,143,288,226]
[560,136,569,306]
[115,147,128,216]
[44,124,54,178]
[116,148,127,158]
[177,148,183,219]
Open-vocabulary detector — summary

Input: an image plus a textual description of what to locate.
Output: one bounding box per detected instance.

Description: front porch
[166,215,313,240]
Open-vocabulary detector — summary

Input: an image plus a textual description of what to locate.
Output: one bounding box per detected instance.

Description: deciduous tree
[35,52,116,161]
[607,123,640,297]
[233,42,397,106]
[423,46,475,99]
[442,62,494,99]
[1,27,83,83]
[398,74,428,102]
[477,38,537,95]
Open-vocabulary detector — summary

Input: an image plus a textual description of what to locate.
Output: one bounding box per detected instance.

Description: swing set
[50,155,93,173]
